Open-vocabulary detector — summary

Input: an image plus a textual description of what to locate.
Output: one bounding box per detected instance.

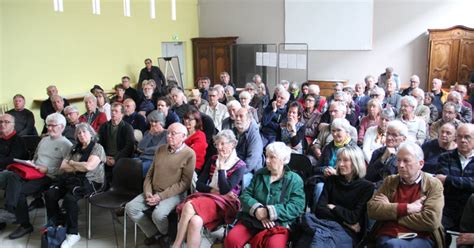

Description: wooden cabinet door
[195,44,212,79]
[212,45,231,83]
[428,39,459,85]
[458,39,474,83]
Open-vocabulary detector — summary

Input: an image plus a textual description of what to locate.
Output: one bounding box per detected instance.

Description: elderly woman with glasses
[362,108,395,163]
[239,90,259,123]
[172,130,245,248]
[137,110,168,176]
[44,123,105,247]
[225,142,305,248]
[398,96,426,145]
[183,109,208,174]
[366,120,408,188]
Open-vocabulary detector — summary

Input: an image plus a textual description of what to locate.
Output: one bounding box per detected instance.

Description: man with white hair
[398,96,426,145]
[401,75,421,96]
[40,85,70,124]
[261,88,290,146]
[368,141,444,247]
[125,123,195,246]
[447,91,472,123]
[79,93,107,132]
[432,78,448,114]
[0,114,28,170]
[435,123,474,247]
[377,67,401,92]
[384,78,401,111]
[200,87,229,131]
[364,75,377,95]
[222,100,241,130]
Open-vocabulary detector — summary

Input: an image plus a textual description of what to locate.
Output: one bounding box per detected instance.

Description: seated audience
[320,91,357,126]
[261,86,290,146]
[188,89,208,110]
[197,77,210,101]
[136,111,168,177]
[224,85,236,102]
[224,142,305,248]
[0,114,28,170]
[137,80,157,116]
[424,92,439,125]
[422,122,457,174]
[214,84,227,105]
[307,84,327,115]
[98,103,135,183]
[366,120,408,187]
[435,123,474,247]
[354,82,370,117]
[44,123,105,248]
[110,84,127,104]
[172,130,245,248]
[0,113,72,239]
[95,91,111,121]
[367,141,444,247]
[411,88,431,124]
[289,81,300,101]
[200,87,229,131]
[63,105,81,145]
[432,79,448,115]
[170,88,191,120]
[430,102,461,139]
[125,123,195,246]
[342,86,360,126]
[384,78,401,111]
[297,146,374,247]
[183,109,208,174]
[156,97,180,128]
[364,75,377,96]
[455,84,473,111]
[252,74,270,97]
[40,85,70,124]
[297,82,310,105]
[219,71,237,95]
[363,108,395,163]
[123,98,147,134]
[6,94,37,136]
[121,75,140,103]
[244,83,263,121]
[280,101,305,154]
[398,96,426,145]
[238,91,259,123]
[358,99,382,145]
[401,75,421,96]
[257,82,270,110]
[78,93,107,132]
[302,94,322,142]
[447,90,472,123]
[222,100,241,130]
[377,67,401,92]
[233,108,264,188]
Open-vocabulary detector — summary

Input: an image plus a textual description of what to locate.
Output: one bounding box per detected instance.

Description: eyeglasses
[457,134,472,141]
[0,121,12,124]
[167,131,185,136]
[305,98,316,102]
[47,124,59,128]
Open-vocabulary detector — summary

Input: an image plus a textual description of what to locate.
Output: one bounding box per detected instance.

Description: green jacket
[240,166,305,227]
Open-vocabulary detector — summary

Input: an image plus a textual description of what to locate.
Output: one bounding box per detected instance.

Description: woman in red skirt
[171,129,246,248]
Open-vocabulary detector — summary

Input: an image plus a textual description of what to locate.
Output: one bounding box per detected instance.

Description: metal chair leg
[124,212,127,247]
[134,223,137,247]
[88,202,92,240]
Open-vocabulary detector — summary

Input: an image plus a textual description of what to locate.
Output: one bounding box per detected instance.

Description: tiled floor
[0,198,221,248]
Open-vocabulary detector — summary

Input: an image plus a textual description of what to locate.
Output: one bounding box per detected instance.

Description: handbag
[41,225,67,248]
[7,163,45,180]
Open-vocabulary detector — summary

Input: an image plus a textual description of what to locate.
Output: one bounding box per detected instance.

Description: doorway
[161,42,186,86]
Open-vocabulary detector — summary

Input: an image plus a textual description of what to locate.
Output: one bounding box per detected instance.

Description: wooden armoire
[191,37,238,86]
[427,25,474,91]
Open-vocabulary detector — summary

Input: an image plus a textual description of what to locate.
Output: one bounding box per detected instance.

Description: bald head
[456,123,474,156]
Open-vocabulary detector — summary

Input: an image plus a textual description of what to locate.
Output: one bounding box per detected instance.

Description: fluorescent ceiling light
[124,0,131,17]
[92,0,101,15]
[171,0,176,20]
[150,0,156,19]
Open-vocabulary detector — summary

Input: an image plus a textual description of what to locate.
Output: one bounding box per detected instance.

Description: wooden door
[428,39,459,86]
[458,39,474,83]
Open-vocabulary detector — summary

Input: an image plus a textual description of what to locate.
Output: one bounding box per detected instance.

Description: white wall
[198,0,474,89]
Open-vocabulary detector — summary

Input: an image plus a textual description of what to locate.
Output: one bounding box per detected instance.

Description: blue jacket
[234,121,264,173]
[260,104,287,145]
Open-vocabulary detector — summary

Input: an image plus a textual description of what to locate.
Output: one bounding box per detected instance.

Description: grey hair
[279,80,290,87]
[279,88,290,101]
[252,74,261,81]
[245,82,257,91]
[333,91,347,102]
[380,108,396,120]
[224,85,235,95]
[64,105,79,114]
[308,84,320,94]
[401,95,418,109]
[330,101,347,113]
[147,110,166,127]
[443,102,456,111]
[213,129,238,148]
[410,75,420,83]
[448,91,462,102]
[411,88,425,101]
[45,113,66,129]
[433,78,442,85]
[331,118,352,134]
[387,120,409,137]
[364,75,375,82]
[265,141,292,165]
[397,141,424,162]
[213,84,224,93]
[239,90,251,100]
[83,93,97,103]
[74,123,97,142]
[371,86,385,97]
[336,145,366,179]
[226,100,241,109]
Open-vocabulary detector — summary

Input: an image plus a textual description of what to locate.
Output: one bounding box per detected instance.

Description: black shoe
[8,225,33,239]
[144,235,159,246]
[28,198,45,211]
[0,222,6,232]
[158,235,170,248]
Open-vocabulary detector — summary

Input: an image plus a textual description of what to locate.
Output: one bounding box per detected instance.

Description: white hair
[401,95,418,109]
[410,75,420,83]
[387,120,409,137]
[331,118,352,134]
[308,84,320,94]
[226,100,241,109]
[266,142,292,164]
[398,141,424,162]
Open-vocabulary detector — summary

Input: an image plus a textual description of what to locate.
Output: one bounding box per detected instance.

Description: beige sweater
[144,144,196,200]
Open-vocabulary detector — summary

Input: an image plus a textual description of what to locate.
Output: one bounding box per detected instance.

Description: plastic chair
[87,158,143,245]
[288,153,313,209]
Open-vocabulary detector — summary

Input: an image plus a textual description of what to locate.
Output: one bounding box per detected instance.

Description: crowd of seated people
[1,66,474,248]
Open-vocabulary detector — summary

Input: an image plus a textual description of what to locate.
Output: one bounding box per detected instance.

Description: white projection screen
[285,0,374,50]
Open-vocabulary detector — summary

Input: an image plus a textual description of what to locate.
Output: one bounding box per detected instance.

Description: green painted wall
[0,0,199,131]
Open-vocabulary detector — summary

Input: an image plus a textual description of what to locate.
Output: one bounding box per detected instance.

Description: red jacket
[184,130,208,170]
[79,110,107,132]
